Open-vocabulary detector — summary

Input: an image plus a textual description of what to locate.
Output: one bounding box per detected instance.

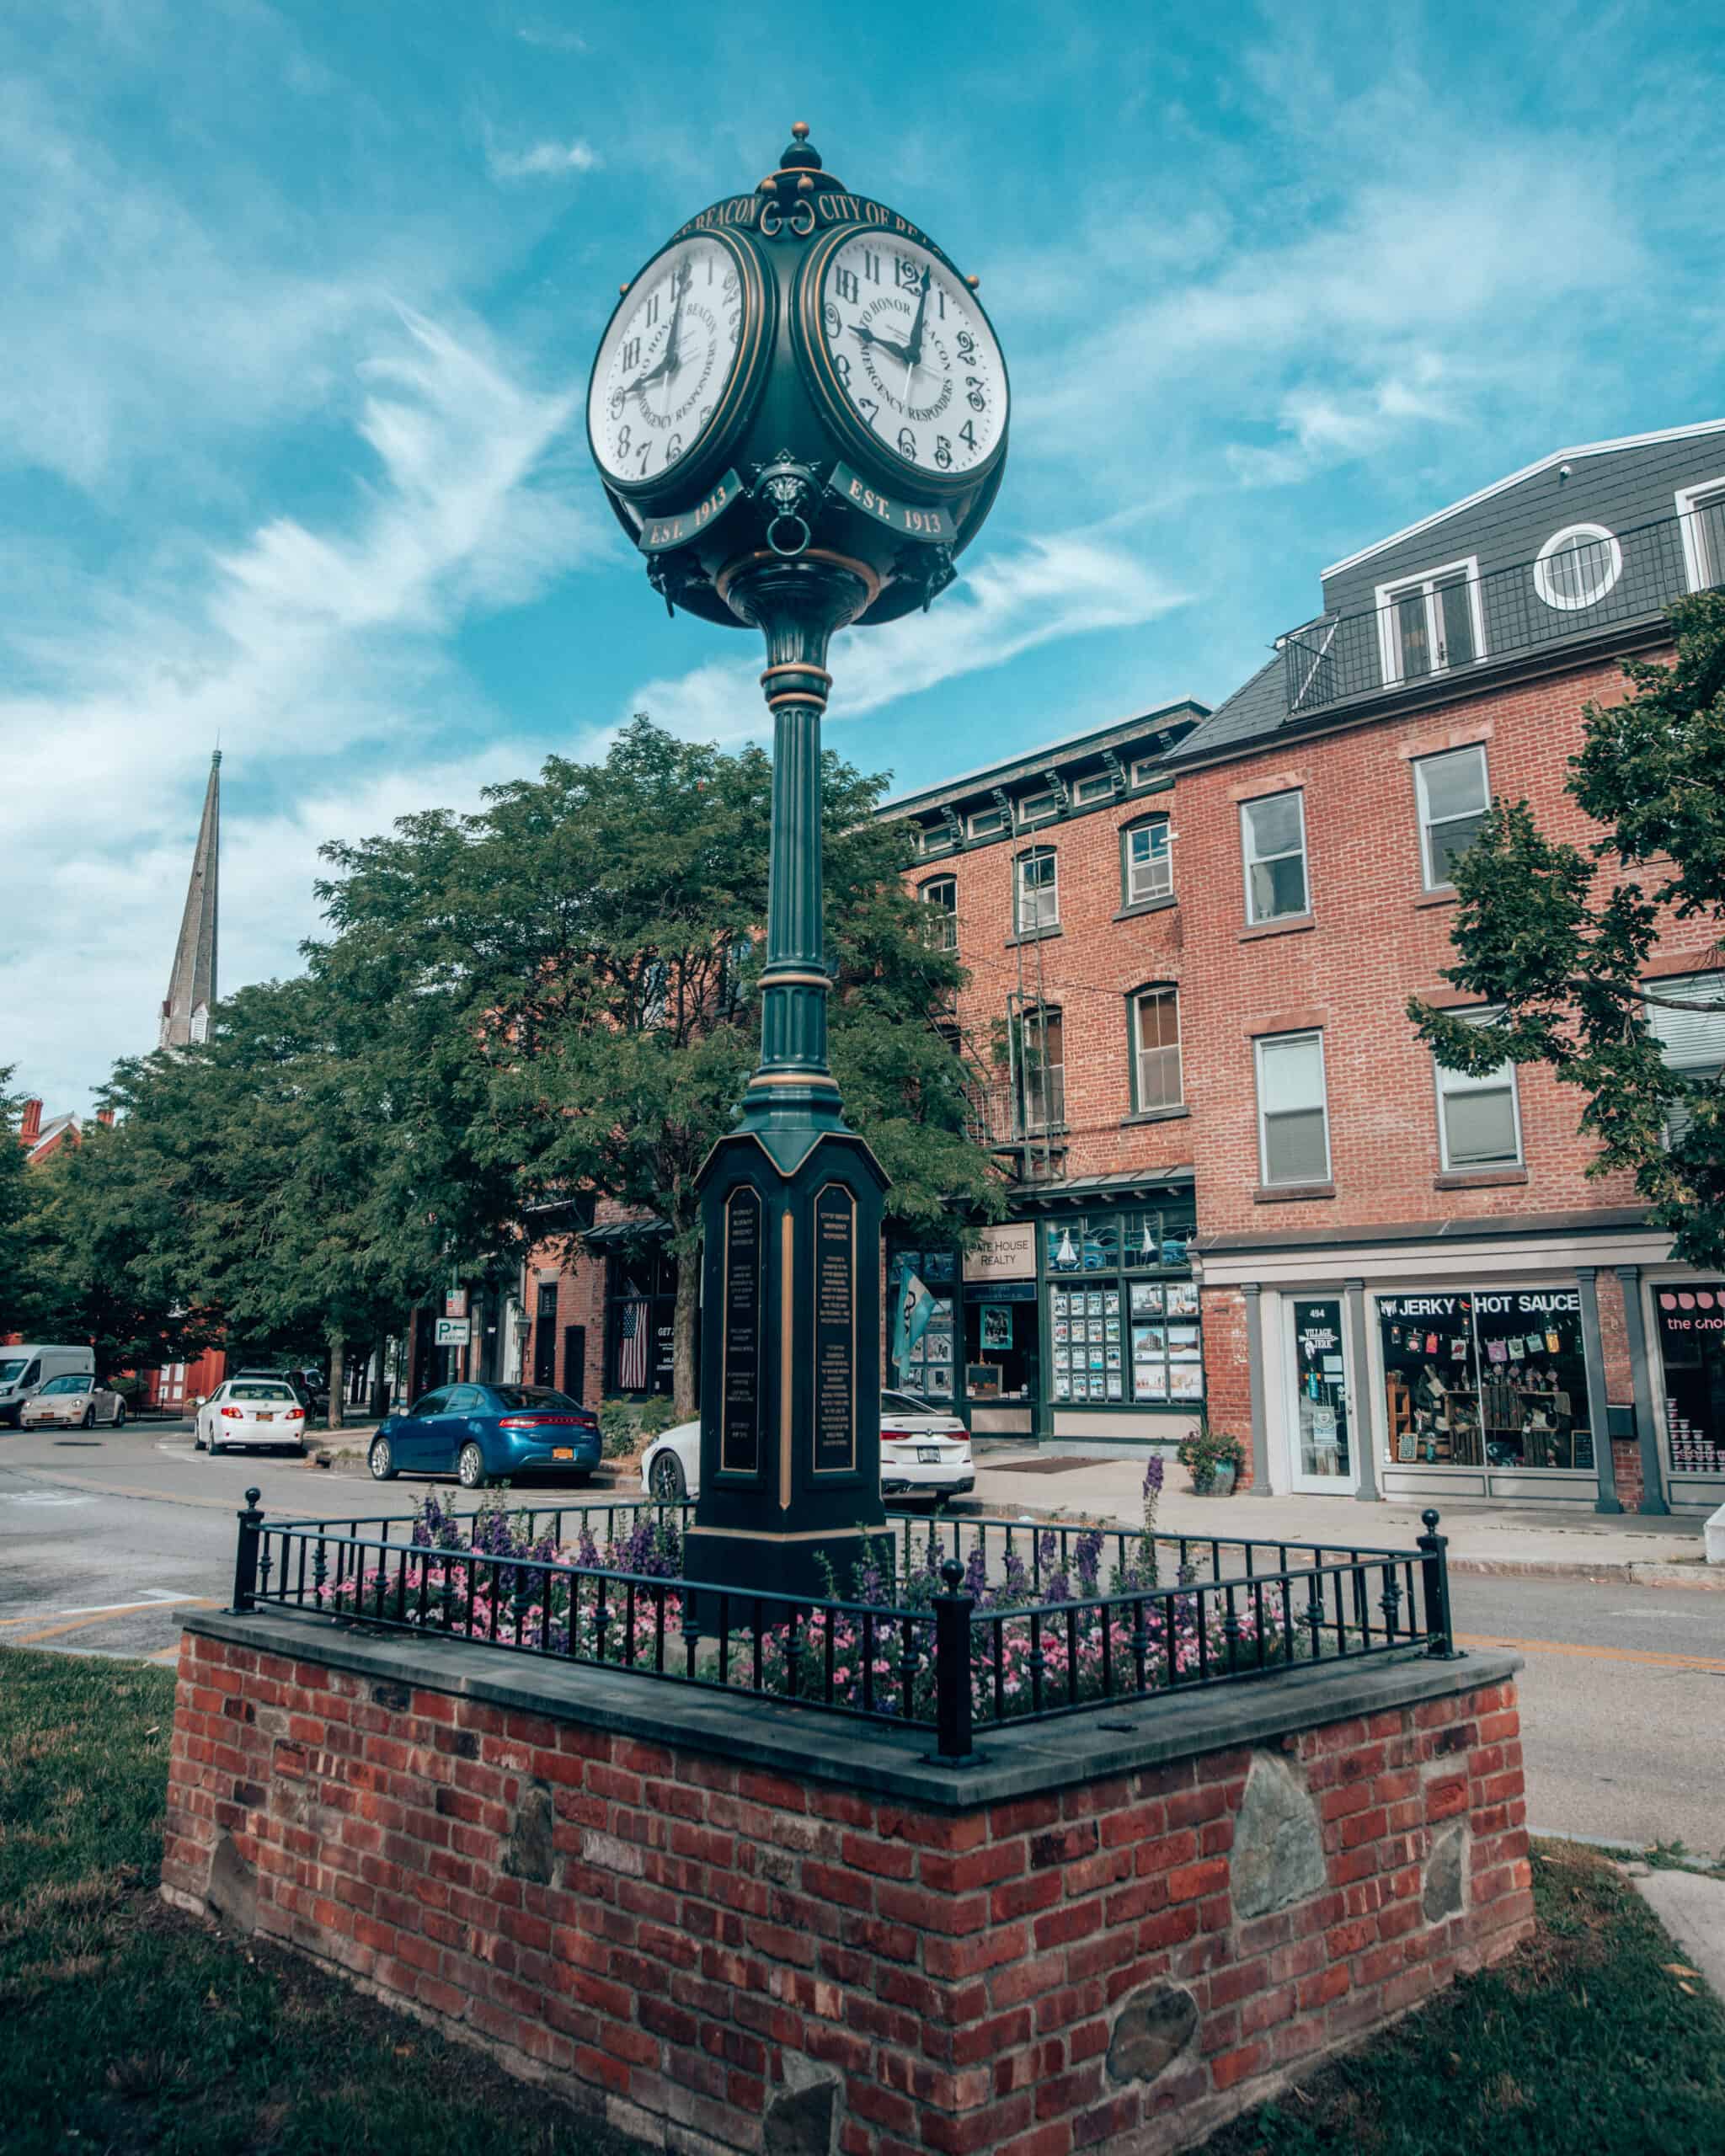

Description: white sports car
[20,1373,127,1430]
[195,1377,309,1454]
[639,1391,974,1505]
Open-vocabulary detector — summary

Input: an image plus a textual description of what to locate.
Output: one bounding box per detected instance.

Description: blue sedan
[367,1383,602,1490]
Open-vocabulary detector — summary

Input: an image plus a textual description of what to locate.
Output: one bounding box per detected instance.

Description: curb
[1447,1556,1724,1591]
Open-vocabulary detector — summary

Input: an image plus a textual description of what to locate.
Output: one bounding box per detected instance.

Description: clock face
[811,233,1007,483]
[588,233,753,491]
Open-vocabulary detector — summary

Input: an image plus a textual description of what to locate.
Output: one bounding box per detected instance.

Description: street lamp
[587,125,1009,1598]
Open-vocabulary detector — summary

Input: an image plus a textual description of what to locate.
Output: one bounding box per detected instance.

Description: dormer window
[1534,524,1622,611]
[1375,558,1485,686]
[1675,476,1725,592]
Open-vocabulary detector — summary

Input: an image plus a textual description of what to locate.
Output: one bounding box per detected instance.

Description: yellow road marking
[6,1598,217,1646]
[1456,1631,1725,1675]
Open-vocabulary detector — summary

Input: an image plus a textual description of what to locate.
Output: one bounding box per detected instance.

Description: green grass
[5,1647,1723,2156]
[0,1646,641,2156]
[1203,1838,1725,2155]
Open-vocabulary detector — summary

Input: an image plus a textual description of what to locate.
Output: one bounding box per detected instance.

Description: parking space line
[5,1598,218,1646]
[1455,1631,1725,1674]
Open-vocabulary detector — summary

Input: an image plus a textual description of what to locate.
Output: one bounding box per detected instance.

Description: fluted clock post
[585,125,1008,1601]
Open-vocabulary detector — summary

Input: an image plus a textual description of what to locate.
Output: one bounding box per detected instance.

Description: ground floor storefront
[1197,1212,1725,1518]
[888,1171,1204,1452]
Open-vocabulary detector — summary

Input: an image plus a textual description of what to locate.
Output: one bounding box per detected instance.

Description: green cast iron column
[722,553,873,1132]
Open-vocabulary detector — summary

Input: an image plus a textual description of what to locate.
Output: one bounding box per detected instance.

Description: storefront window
[963,1295,1038,1402]
[887,1248,957,1400]
[1378,1289,1592,1470]
[1654,1285,1725,1474]
[1045,1203,1199,1406]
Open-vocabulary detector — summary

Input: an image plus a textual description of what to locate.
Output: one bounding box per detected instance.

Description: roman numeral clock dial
[808,233,1007,485]
[587,232,761,494]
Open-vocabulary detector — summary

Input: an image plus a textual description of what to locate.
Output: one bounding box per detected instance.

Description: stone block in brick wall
[163,1616,1533,2156]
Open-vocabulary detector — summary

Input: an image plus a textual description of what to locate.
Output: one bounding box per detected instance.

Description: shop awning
[579,1214,671,1248]
[1007,1166,1195,1209]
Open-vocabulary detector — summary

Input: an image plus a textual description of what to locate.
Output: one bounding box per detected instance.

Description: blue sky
[5,0,1722,1115]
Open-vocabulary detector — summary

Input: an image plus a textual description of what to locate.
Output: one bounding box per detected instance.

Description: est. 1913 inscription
[720,1187,762,1475]
[814,1186,856,1473]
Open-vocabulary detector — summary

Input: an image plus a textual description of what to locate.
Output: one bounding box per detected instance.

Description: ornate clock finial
[776,122,842,191]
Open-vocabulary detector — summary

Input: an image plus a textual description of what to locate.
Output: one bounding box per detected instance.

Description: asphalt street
[3,1419,1721,1860]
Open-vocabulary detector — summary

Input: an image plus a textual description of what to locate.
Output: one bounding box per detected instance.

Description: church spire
[159,750,221,1049]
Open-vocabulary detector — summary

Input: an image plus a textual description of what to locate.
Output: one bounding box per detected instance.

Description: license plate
[553,1447,574,1460]
[256,1412,273,1422]
[918,1447,941,1464]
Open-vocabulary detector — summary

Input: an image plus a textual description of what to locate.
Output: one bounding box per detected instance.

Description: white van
[0,1345,95,1428]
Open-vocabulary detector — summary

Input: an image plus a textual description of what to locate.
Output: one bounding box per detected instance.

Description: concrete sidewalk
[964,1451,1717,1587]
[1628,1865,1725,2004]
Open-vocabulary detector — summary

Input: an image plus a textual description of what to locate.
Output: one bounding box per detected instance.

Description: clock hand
[849,319,914,367]
[905,265,932,366]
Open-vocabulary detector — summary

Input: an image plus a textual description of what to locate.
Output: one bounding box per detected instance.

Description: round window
[1534,523,1622,611]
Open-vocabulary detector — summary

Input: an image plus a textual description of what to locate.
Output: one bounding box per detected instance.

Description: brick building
[883,420,1725,1518]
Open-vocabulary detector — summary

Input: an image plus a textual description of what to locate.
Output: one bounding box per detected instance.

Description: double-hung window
[1255,1031,1331,1186]
[1375,559,1484,685]
[1415,744,1490,890]
[1646,972,1725,1145]
[1014,847,1058,934]
[1434,1011,1522,1170]
[918,875,958,952]
[1240,790,1308,923]
[1130,986,1182,1112]
[1122,818,1172,906]
[1018,1005,1065,1132]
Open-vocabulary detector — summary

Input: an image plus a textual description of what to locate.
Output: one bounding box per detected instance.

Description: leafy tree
[318,718,1001,1412]
[16,1107,218,1381]
[91,970,517,1424]
[0,1070,38,1334]
[1410,591,1725,1266]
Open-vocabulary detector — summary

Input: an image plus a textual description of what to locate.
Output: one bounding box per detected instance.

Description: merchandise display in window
[1044,1203,1199,1407]
[1655,1286,1725,1474]
[1378,1289,1591,1470]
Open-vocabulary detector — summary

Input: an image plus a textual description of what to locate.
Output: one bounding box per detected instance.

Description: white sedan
[21,1373,127,1430]
[639,1390,974,1505]
[195,1378,309,1454]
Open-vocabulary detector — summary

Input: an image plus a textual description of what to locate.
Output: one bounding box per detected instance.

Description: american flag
[617,1299,651,1390]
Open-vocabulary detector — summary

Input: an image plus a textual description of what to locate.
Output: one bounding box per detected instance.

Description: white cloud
[0,306,594,1114]
[485,136,601,182]
[628,533,1185,744]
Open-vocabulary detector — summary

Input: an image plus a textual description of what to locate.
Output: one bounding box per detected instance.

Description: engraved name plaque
[814,1185,857,1474]
[720,1187,762,1475]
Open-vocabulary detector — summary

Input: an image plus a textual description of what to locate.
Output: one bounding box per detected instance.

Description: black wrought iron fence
[1281,507,1713,718]
[226,1493,1458,1764]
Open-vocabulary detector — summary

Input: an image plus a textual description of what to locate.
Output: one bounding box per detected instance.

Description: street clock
[585,123,1009,628]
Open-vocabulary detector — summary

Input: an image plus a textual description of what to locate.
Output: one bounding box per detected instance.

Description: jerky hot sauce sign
[588,125,1007,1602]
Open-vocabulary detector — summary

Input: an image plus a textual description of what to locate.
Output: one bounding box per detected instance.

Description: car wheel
[113,1403,126,1428]
[81,1406,96,1429]
[457,1442,488,1491]
[368,1435,395,1482]
[649,1450,686,1502]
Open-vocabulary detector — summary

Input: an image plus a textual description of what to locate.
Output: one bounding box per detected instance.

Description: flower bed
[303,1461,1311,1730]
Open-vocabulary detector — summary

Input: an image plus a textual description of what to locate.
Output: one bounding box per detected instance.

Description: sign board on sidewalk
[434,1317,471,1347]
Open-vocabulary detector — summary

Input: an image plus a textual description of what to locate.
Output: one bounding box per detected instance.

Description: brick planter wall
[163,1619,1531,2156]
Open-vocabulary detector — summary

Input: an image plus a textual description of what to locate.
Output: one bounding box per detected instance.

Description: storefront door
[1287,1299,1354,1492]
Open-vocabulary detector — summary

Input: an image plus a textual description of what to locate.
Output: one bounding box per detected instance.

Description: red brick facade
[163,1628,1531,2156]
[891,636,1722,1512]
